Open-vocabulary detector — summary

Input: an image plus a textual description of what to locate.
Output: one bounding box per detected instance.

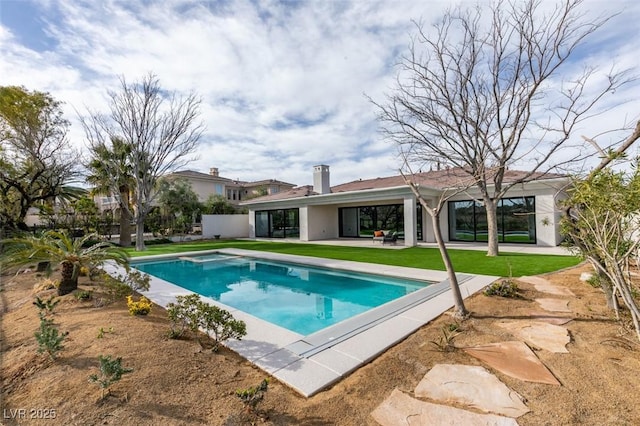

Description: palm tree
[1,230,129,295]
[86,137,134,247]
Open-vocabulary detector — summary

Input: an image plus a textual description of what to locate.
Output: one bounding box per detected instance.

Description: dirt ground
[1,261,639,426]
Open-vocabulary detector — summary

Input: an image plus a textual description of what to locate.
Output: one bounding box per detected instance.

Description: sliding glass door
[448,197,536,243]
[255,208,299,238]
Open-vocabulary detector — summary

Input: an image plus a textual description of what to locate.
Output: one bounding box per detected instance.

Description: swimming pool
[132,253,433,335]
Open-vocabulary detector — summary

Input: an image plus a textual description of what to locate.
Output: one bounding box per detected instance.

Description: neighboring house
[241,165,569,247]
[167,167,295,205]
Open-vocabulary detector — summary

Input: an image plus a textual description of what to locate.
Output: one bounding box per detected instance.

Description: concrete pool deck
[115,249,497,397]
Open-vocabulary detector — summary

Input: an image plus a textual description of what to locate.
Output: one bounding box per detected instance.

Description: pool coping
[112,249,497,397]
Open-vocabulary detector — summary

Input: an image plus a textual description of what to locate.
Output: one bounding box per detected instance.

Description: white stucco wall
[305,205,339,240]
[202,214,249,239]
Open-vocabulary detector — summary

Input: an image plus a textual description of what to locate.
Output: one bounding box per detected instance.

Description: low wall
[202,214,249,239]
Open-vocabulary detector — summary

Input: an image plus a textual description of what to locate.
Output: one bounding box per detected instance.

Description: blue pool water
[133,253,432,335]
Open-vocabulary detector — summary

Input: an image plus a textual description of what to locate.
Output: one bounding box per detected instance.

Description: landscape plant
[1,230,129,295]
[484,280,521,298]
[166,294,246,350]
[561,165,640,340]
[33,296,67,360]
[88,355,133,399]
[126,295,152,316]
[236,379,269,414]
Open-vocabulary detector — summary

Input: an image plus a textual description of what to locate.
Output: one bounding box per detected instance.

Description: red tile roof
[242,167,566,203]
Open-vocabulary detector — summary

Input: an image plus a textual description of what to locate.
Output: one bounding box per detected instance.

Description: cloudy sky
[1,0,639,187]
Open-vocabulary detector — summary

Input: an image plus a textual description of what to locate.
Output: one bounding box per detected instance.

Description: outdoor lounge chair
[382,231,398,245]
[372,230,385,243]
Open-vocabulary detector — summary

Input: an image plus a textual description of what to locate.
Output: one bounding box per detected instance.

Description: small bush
[88,355,133,399]
[33,296,66,359]
[484,279,521,298]
[33,296,60,319]
[126,295,152,316]
[79,266,90,277]
[97,327,114,339]
[586,274,602,289]
[200,303,247,352]
[166,294,246,350]
[236,379,269,413]
[429,326,460,352]
[74,290,93,301]
[166,294,202,338]
[35,318,68,360]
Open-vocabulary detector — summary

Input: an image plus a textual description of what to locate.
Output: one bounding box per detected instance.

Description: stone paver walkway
[371,274,578,424]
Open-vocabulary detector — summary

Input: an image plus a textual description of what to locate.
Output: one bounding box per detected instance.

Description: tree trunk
[135,219,146,251]
[431,212,468,319]
[58,261,78,295]
[119,208,132,247]
[119,188,132,247]
[484,197,499,257]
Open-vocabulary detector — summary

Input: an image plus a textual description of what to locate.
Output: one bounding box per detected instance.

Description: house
[167,167,296,205]
[240,165,569,247]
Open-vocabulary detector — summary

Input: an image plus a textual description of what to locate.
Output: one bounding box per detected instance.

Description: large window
[339,204,423,240]
[255,208,299,238]
[448,197,536,243]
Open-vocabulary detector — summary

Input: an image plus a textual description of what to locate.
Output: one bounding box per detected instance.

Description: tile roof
[170,170,295,188]
[244,167,566,203]
[332,168,564,192]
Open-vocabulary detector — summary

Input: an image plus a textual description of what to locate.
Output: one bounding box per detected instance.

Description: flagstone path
[371,275,577,425]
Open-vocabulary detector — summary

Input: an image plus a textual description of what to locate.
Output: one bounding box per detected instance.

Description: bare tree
[374,0,633,256]
[401,166,480,318]
[81,73,204,251]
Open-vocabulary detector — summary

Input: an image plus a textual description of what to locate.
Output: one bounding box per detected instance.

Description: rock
[371,388,519,426]
[535,298,571,313]
[519,276,575,297]
[415,364,529,417]
[497,322,570,353]
[579,272,593,282]
[463,341,560,385]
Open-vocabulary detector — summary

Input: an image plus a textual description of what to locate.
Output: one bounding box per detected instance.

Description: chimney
[313,165,330,194]
[209,167,219,177]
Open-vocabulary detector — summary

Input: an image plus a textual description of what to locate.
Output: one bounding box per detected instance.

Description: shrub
[236,379,269,413]
[429,326,460,352]
[79,266,90,276]
[33,296,67,360]
[484,279,521,298]
[166,294,202,338]
[88,355,133,399]
[97,327,114,339]
[199,303,247,352]
[35,318,68,360]
[101,269,150,302]
[74,290,93,301]
[126,295,152,316]
[166,294,246,350]
[33,296,59,319]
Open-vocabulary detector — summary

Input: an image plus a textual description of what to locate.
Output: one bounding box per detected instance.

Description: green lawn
[125,239,580,277]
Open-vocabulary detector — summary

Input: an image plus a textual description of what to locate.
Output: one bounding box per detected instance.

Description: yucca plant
[1,230,129,295]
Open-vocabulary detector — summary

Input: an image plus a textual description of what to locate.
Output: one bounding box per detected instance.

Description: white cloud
[0,0,638,186]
